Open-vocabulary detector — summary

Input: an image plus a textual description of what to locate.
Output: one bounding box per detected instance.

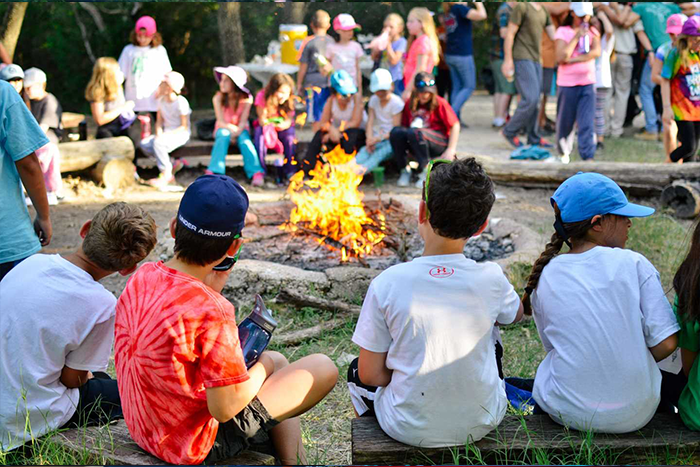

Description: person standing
[539,2,571,136]
[632,1,682,141]
[490,2,517,129]
[597,3,650,139]
[442,1,487,125]
[0,80,52,281]
[501,2,556,148]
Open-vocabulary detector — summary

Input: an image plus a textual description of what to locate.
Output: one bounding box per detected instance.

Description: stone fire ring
[221,196,543,306]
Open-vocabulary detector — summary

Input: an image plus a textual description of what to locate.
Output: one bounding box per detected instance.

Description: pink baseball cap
[135,16,157,36]
[667,13,688,35]
[333,14,361,32]
[213,66,250,95]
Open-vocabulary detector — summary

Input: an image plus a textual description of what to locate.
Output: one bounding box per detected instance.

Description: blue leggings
[207,128,263,179]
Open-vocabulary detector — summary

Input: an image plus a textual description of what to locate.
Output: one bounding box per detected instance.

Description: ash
[463,230,515,262]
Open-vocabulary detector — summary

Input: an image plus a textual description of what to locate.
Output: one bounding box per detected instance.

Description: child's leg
[389,126,412,170]
[153,132,190,176]
[658,370,688,413]
[255,353,337,464]
[62,373,122,428]
[576,85,596,160]
[238,129,265,179]
[35,144,62,194]
[355,140,393,173]
[340,128,366,155]
[346,357,378,418]
[302,130,326,174]
[208,128,232,175]
[556,87,578,160]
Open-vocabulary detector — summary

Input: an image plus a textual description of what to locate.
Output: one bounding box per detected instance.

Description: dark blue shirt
[445,4,473,56]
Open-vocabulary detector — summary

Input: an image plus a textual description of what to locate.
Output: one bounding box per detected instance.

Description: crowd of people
[3,2,700,466]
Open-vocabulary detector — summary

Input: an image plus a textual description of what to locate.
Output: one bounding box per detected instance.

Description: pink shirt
[404,35,436,87]
[326,41,364,83]
[214,94,252,135]
[555,26,597,87]
[254,89,295,120]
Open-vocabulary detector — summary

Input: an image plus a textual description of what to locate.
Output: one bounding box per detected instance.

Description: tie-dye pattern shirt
[661,47,700,121]
[115,261,249,465]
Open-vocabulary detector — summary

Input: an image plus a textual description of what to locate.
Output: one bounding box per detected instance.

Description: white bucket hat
[213,66,250,95]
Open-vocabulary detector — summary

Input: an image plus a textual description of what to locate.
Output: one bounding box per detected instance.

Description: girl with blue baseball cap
[299,69,367,175]
[514,172,681,433]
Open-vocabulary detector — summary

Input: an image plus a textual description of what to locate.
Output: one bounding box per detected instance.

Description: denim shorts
[203,396,279,464]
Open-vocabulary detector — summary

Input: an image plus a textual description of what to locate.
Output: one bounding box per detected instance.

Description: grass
[4,212,695,466]
[596,135,667,164]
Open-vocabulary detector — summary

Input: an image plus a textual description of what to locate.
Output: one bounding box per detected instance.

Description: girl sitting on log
[300,69,366,175]
[513,172,680,433]
[85,57,137,141]
[206,66,263,186]
[253,73,297,184]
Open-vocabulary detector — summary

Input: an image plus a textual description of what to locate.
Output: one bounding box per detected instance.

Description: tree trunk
[0,2,28,61]
[217,2,245,65]
[283,2,308,25]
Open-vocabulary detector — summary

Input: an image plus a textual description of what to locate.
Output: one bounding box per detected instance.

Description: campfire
[281,144,387,262]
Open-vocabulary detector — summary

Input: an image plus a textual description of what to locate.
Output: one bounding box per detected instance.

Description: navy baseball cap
[177,174,249,238]
[552,172,655,223]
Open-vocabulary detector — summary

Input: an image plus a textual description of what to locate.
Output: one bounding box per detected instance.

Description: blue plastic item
[505,381,535,412]
[510,145,552,161]
[238,295,278,368]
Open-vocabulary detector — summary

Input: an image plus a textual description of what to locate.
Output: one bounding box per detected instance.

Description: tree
[0,2,28,61]
[282,2,308,25]
[217,2,245,65]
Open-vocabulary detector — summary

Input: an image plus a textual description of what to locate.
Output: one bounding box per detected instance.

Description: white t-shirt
[327,41,364,83]
[330,96,367,130]
[595,34,616,89]
[368,94,404,139]
[118,44,172,112]
[0,255,116,451]
[531,247,680,433]
[158,95,191,133]
[352,254,520,447]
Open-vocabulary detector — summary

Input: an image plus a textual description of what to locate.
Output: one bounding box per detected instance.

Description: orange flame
[282,144,386,261]
[295,112,307,127]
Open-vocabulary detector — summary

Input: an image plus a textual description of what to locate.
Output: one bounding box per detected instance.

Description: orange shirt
[115,262,249,465]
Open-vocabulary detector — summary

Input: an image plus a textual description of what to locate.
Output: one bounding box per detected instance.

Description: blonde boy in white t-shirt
[348,158,524,447]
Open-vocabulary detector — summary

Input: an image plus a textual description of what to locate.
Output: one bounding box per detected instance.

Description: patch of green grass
[596,137,666,163]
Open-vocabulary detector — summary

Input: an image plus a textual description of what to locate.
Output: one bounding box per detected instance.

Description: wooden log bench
[352,414,700,465]
[58,136,136,191]
[49,419,275,465]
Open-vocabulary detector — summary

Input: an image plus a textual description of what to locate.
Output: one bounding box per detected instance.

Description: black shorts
[62,372,123,428]
[203,396,279,464]
[347,358,378,417]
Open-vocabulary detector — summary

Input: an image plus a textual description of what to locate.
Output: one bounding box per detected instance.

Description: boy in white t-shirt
[519,172,680,433]
[353,69,404,175]
[140,71,191,190]
[348,158,524,448]
[0,202,157,451]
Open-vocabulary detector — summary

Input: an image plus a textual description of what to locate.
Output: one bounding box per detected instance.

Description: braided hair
[522,206,605,315]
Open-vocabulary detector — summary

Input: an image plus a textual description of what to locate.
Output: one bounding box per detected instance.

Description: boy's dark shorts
[203,396,279,464]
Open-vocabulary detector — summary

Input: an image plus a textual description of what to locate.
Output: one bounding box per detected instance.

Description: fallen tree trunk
[91,155,136,191]
[471,155,700,197]
[59,136,134,173]
[661,181,700,219]
[276,319,345,346]
[275,288,361,316]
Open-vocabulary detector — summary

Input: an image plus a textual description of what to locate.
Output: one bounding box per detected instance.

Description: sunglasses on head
[213,234,242,271]
[424,159,452,219]
[416,79,436,90]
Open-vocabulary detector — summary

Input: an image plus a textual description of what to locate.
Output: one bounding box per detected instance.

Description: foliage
[1,2,503,112]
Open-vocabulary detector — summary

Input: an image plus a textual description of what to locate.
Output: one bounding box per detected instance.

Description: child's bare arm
[682,348,698,377]
[60,366,90,388]
[16,154,51,246]
[205,352,275,423]
[155,110,164,136]
[358,347,392,387]
[649,333,678,362]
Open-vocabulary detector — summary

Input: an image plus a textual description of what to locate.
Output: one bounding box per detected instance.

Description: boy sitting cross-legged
[0,202,157,451]
[115,174,338,465]
[347,158,524,447]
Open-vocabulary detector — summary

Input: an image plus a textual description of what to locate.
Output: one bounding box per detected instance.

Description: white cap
[369,68,393,93]
[570,2,594,17]
[23,67,47,88]
[163,71,185,94]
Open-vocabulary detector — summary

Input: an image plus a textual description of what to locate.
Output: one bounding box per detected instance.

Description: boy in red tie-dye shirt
[115,175,338,465]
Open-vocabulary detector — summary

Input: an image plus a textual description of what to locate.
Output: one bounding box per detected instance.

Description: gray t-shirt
[30,93,62,144]
[300,35,335,89]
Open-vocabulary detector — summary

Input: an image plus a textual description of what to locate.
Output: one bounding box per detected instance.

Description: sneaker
[492,118,506,129]
[561,154,571,164]
[46,192,59,206]
[596,141,605,151]
[397,167,412,187]
[414,169,427,189]
[634,129,659,142]
[502,131,524,149]
[534,138,554,148]
[251,172,264,187]
[147,173,175,189]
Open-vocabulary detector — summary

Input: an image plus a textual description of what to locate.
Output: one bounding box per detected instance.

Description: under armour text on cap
[551,172,655,223]
[177,174,249,238]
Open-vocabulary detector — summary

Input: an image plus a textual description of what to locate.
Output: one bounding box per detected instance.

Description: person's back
[532,246,676,432]
[511,2,550,63]
[633,2,681,51]
[349,158,522,447]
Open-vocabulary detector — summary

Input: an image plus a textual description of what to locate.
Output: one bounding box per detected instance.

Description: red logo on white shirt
[429,267,455,278]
